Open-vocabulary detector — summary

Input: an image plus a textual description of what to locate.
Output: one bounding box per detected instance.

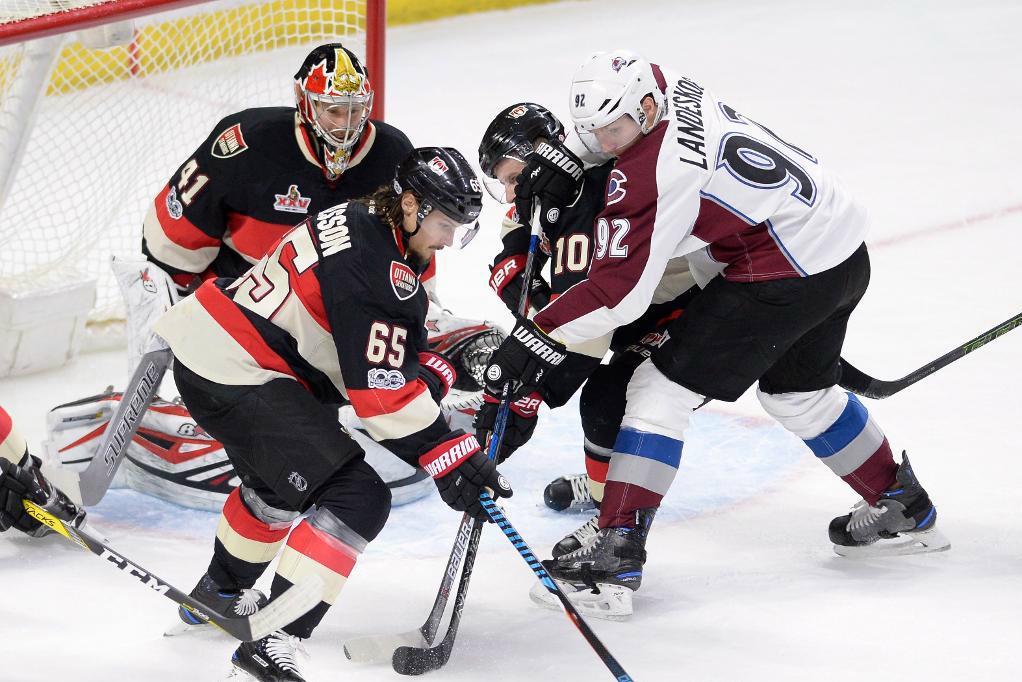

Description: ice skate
[552,513,599,557]
[165,572,268,636]
[228,630,307,682]
[530,508,654,621]
[543,473,596,512]
[830,452,950,557]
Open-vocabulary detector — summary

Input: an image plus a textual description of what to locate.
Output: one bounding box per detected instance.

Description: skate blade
[528,579,633,621]
[834,527,951,558]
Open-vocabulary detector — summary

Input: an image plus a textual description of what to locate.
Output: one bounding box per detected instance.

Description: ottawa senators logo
[389,261,419,301]
[210,123,248,159]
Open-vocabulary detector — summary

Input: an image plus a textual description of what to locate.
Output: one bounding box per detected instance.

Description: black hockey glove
[0,454,82,536]
[419,432,512,523]
[483,316,568,399]
[489,254,552,314]
[473,391,542,463]
[514,139,584,222]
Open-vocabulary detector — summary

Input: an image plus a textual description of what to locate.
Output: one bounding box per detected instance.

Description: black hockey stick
[479,496,634,681]
[839,309,1022,399]
[22,498,323,641]
[391,516,483,675]
[342,512,477,662]
[385,218,547,675]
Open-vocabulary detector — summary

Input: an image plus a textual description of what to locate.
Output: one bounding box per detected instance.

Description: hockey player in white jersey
[484,49,948,619]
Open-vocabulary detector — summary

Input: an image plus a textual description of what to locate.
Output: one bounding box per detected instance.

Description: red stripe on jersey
[694,198,801,281]
[194,283,305,386]
[222,488,291,544]
[0,406,15,446]
[153,185,221,251]
[534,126,666,334]
[285,519,358,577]
[292,257,330,331]
[347,380,428,419]
[226,212,293,263]
[421,256,437,284]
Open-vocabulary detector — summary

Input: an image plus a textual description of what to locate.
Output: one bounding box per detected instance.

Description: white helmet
[568,49,667,153]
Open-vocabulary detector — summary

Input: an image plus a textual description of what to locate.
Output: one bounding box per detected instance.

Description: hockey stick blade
[479,496,635,682]
[23,499,323,641]
[839,309,1022,399]
[391,519,483,676]
[343,513,477,664]
[77,346,172,505]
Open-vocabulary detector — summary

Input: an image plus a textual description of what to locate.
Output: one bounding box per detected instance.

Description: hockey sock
[599,427,682,528]
[802,394,897,504]
[208,488,290,591]
[272,514,367,639]
[583,438,611,505]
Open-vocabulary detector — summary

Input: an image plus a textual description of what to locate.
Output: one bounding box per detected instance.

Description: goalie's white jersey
[536,67,869,346]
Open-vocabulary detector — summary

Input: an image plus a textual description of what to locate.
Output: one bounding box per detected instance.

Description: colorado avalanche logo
[610,56,635,73]
[606,169,628,205]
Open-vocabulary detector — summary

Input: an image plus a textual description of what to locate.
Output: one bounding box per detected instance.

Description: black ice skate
[229,630,306,682]
[164,572,268,636]
[530,508,654,620]
[829,452,950,557]
[552,513,600,557]
[543,473,596,512]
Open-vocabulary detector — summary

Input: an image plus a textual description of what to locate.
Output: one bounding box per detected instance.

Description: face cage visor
[416,200,481,249]
[575,112,643,155]
[305,90,372,153]
[480,140,536,203]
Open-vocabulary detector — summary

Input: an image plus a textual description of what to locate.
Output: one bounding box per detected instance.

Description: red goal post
[0,0,386,369]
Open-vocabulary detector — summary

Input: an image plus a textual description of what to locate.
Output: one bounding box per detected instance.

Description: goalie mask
[294,43,374,178]
[478,102,565,202]
[393,147,484,248]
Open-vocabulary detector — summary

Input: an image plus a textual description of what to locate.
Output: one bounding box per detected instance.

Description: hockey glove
[418,351,457,401]
[483,316,568,398]
[419,432,512,522]
[489,254,552,314]
[514,139,584,222]
[0,454,83,536]
[473,391,542,463]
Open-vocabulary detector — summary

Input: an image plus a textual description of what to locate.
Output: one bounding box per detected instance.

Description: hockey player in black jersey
[55,44,503,515]
[475,103,696,569]
[152,147,508,681]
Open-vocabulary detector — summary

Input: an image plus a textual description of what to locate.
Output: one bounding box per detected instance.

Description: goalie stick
[22,498,324,641]
[46,346,173,506]
[839,309,1022,399]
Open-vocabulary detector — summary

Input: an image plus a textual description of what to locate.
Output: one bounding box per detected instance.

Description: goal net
[0,0,382,343]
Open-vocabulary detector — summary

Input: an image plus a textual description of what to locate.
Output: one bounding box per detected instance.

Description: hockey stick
[50,346,172,506]
[342,512,477,662]
[839,309,1022,399]
[479,495,634,682]
[22,498,323,641]
[385,218,546,675]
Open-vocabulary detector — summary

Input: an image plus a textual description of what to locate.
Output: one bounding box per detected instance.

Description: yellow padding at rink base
[22,0,559,96]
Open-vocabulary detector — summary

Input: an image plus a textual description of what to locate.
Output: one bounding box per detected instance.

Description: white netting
[0,0,367,336]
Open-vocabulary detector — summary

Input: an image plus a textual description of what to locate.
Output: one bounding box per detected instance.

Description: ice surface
[2,1,1022,680]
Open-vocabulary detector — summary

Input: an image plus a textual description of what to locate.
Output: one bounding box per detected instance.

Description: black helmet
[394,147,483,227]
[478,102,565,178]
